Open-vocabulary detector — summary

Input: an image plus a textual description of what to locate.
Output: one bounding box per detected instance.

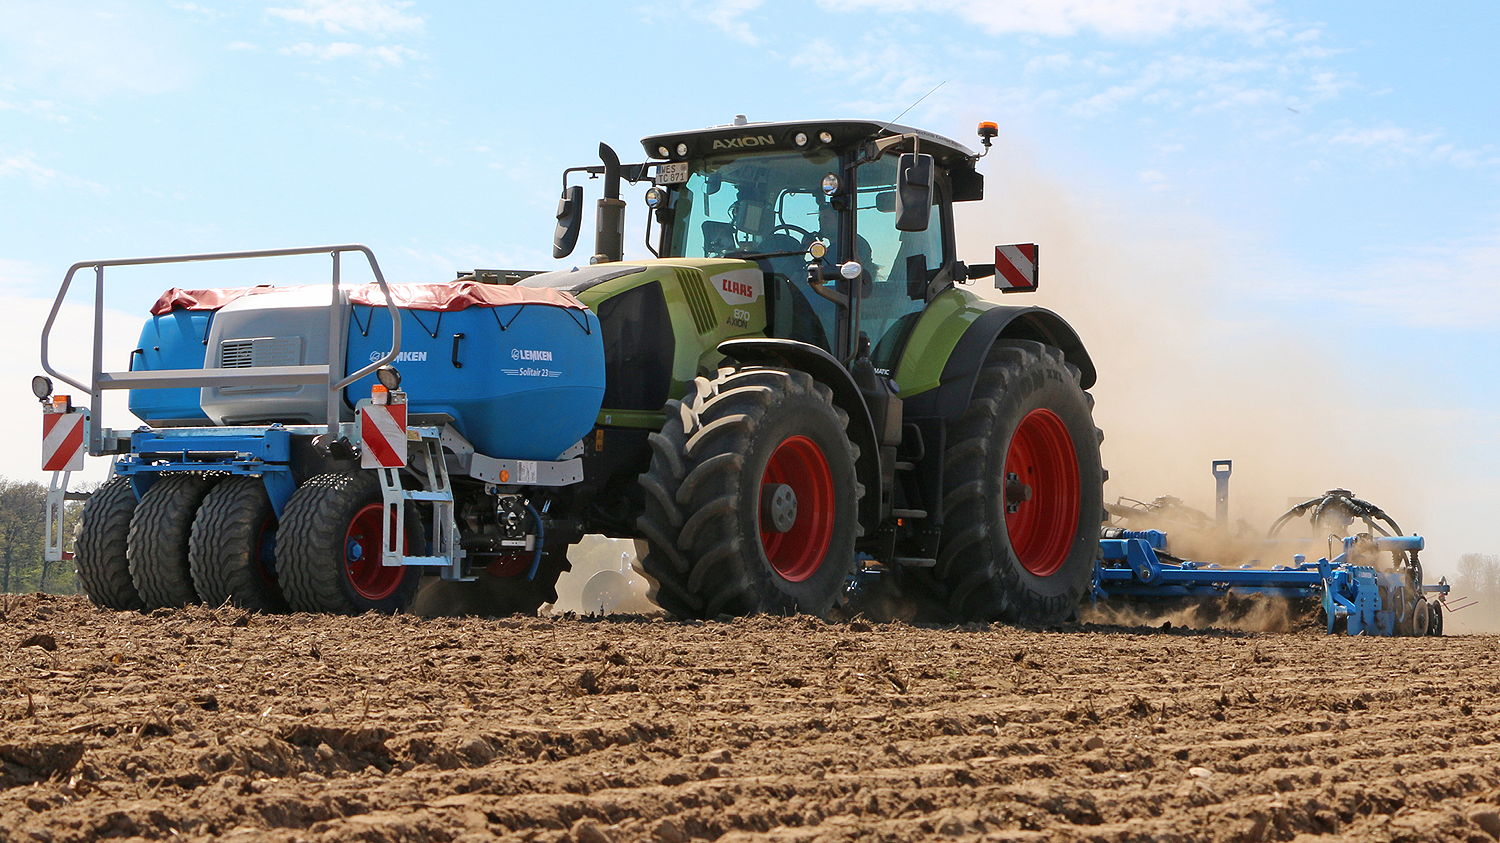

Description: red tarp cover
[149,286,269,315]
[151,281,585,316]
[347,281,585,311]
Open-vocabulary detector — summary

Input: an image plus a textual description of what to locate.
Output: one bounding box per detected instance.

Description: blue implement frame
[112,425,307,517]
[1093,531,1449,636]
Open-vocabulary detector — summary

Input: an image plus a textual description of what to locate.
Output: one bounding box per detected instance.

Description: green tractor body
[526,118,1104,622]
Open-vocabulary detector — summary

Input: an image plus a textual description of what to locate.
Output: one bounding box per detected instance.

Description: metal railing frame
[39,245,403,452]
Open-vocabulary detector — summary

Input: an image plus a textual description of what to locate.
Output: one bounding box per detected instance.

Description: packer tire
[128,474,217,609]
[75,477,142,611]
[635,366,861,619]
[277,472,421,614]
[189,477,287,612]
[934,340,1104,625]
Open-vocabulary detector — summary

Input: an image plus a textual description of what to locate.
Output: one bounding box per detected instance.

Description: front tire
[277,472,421,614]
[636,367,861,618]
[76,477,142,610]
[935,340,1103,624]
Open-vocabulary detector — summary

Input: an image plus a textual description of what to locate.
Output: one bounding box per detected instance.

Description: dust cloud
[954,146,1409,536]
[952,140,1492,631]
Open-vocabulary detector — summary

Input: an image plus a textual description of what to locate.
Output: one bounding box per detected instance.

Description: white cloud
[0,1,193,98]
[1322,126,1498,169]
[281,41,420,67]
[0,153,59,185]
[1305,234,1500,329]
[0,290,140,488]
[0,152,103,193]
[268,0,424,37]
[643,0,766,46]
[1138,169,1169,191]
[817,0,1274,39]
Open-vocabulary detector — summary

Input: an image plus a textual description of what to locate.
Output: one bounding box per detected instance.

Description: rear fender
[904,304,1095,420]
[717,338,882,532]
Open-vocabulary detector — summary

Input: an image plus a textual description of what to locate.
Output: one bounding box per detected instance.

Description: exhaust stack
[592,143,625,264]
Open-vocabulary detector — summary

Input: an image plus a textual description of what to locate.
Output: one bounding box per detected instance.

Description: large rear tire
[935,340,1103,624]
[189,477,287,612]
[75,477,142,610]
[635,367,861,618]
[277,472,421,614]
[128,474,216,609]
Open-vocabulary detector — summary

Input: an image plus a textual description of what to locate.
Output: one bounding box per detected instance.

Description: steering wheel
[768,223,831,260]
[768,223,813,241]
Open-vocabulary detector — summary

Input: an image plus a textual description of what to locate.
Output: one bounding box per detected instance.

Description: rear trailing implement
[1092,462,1451,636]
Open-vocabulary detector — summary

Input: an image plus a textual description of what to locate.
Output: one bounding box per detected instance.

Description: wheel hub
[761,483,799,533]
[1004,472,1033,513]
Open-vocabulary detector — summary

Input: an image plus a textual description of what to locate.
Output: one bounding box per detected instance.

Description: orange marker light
[371,383,389,405]
[499,469,510,483]
[51,395,71,413]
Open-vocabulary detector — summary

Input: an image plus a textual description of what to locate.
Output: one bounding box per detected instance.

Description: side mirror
[895,152,934,232]
[552,185,584,258]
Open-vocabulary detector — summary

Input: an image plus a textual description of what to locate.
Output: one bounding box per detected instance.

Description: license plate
[657,161,689,185]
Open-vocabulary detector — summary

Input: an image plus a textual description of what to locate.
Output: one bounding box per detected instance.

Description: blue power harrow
[1095,529,1450,636]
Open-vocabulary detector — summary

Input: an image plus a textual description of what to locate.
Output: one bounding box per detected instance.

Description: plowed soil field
[1,593,1498,842]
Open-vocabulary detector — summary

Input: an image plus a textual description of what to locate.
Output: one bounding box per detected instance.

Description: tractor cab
[554,117,985,373]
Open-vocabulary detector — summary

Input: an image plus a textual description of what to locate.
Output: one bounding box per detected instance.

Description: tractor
[42,116,1103,625]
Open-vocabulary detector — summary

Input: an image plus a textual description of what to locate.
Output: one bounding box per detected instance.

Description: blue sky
[2,0,1496,572]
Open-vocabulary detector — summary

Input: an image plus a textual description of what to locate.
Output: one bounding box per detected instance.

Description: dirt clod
[18,633,55,651]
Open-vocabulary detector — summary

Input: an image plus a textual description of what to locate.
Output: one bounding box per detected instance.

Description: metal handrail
[39,244,403,449]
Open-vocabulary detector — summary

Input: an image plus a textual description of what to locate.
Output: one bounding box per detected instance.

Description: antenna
[880,80,946,133]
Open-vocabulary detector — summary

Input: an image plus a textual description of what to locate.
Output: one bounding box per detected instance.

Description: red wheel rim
[759,435,835,582]
[1003,409,1080,577]
[344,503,405,601]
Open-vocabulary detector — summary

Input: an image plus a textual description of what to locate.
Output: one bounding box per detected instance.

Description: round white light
[676,143,689,156]
[657,145,670,158]
[818,131,834,144]
[793,132,809,147]
[821,173,839,195]
[839,261,863,280]
[645,187,665,208]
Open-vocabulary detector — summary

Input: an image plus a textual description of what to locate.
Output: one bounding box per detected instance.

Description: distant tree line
[0,477,79,595]
[1454,553,1500,604]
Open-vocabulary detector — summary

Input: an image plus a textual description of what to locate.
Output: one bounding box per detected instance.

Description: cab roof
[640,118,978,164]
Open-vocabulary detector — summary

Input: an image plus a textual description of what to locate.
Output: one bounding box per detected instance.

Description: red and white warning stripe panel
[995,243,1039,293]
[359,398,408,469]
[42,410,85,472]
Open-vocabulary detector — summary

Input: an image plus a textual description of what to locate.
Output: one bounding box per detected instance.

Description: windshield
[667,150,841,259]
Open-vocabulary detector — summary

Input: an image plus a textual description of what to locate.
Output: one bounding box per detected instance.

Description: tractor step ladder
[377,431,470,581]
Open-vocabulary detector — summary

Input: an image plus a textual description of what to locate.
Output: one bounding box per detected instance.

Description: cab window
[854,156,945,369]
